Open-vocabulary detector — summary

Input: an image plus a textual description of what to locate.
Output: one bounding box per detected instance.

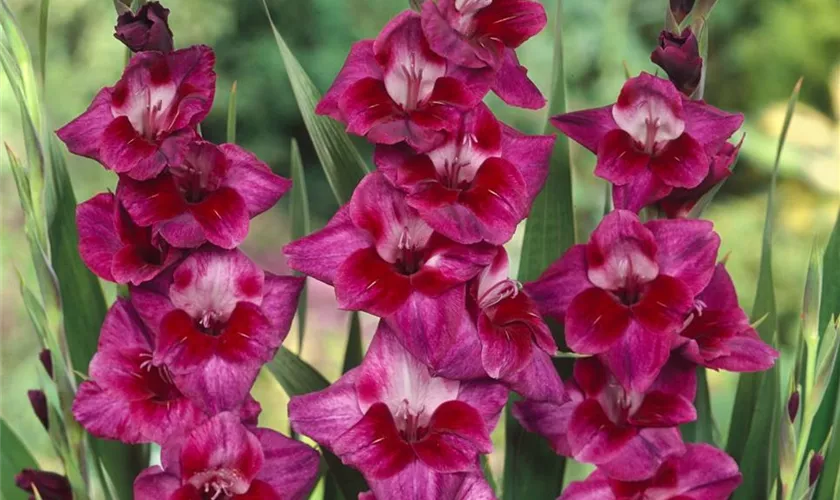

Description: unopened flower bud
[650,28,703,96]
[787,390,800,422]
[670,0,695,24]
[810,453,825,485]
[39,349,53,378]
[27,390,48,431]
[15,469,72,500]
[114,1,174,53]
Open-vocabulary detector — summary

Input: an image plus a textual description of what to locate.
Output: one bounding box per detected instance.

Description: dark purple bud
[650,28,703,96]
[810,453,825,485]
[670,0,695,24]
[27,390,49,431]
[114,1,174,53]
[15,469,72,500]
[39,349,53,378]
[787,390,800,422]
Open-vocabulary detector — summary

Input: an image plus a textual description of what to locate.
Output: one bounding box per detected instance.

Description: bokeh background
[2,0,839,486]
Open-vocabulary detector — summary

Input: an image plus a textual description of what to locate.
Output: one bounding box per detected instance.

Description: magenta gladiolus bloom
[375,104,553,245]
[560,444,742,499]
[134,412,319,500]
[73,299,260,444]
[57,45,215,180]
[15,470,72,500]
[130,248,303,413]
[77,192,181,285]
[420,0,547,109]
[118,140,291,249]
[284,171,495,318]
[515,356,695,482]
[525,210,719,392]
[115,1,174,53]
[289,322,506,498]
[676,263,778,371]
[551,73,743,213]
[358,472,495,500]
[317,11,493,151]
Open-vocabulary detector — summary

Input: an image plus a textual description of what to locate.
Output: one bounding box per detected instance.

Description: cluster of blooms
[284,1,559,498]
[39,3,320,499]
[284,2,780,499]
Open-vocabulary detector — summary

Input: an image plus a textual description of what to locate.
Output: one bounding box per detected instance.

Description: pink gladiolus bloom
[57,45,215,180]
[560,444,742,499]
[420,0,548,109]
[115,1,174,53]
[375,104,553,245]
[288,322,506,498]
[676,263,778,371]
[77,192,181,285]
[525,210,720,392]
[130,248,302,413]
[316,11,493,151]
[551,73,743,212]
[134,412,319,500]
[118,140,291,249]
[73,299,260,444]
[514,356,695,482]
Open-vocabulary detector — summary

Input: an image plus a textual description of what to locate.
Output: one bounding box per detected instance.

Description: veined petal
[596,427,685,482]
[133,466,180,499]
[603,320,673,393]
[565,288,631,354]
[317,40,382,120]
[491,49,547,110]
[682,99,744,154]
[500,123,554,201]
[645,217,719,296]
[56,88,114,162]
[459,157,529,245]
[649,132,709,189]
[612,168,674,213]
[595,129,651,185]
[586,210,659,291]
[289,369,364,446]
[414,401,491,473]
[220,144,291,216]
[568,399,637,464]
[629,391,696,427]
[473,0,548,49]
[332,402,415,479]
[77,193,121,282]
[335,247,412,316]
[646,444,742,498]
[612,73,685,145]
[189,186,249,249]
[251,428,320,500]
[513,397,576,456]
[524,244,592,321]
[551,105,616,153]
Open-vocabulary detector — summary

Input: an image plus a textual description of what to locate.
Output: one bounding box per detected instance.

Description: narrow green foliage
[342,312,363,374]
[227,81,237,143]
[727,79,801,470]
[262,0,368,204]
[37,0,48,88]
[289,139,310,351]
[815,318,840,500]
[265,348,368,498]
[1,419,39,500]
[481,455,498,495]
[505,2,570,496]
[682,367,716,445]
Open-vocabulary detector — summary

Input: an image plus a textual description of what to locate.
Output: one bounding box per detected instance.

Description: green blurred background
[1,0,838,485]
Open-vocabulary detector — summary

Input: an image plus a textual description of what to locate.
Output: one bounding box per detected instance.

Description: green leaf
[815,322,840,500]
[505,2,570,497]
[342,312,363,374]
[226,81,237,144]
[809,207,840,465]
[37,0,48,88]
[262,0,368,204]
[481,454,498,496]
[265,348,368,499]
[289,138,310,351]
[727,78,800,458]
[1,419,39,500]
[682,367,716,445]
[728,78,801,498]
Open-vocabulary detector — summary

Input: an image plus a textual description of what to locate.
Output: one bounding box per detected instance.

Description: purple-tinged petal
[413,401,491,473]
[598,427,685,482]
[76,193,121,281]
[472,0,547,49]
[558,470,613,500]
[454,380,509,431]
[551,105,616,153]
[682,99,744,154]
[586,210,659,291]
[612,73,685,145]
[505,351,565,401]
[332,402,416,479]
[524,244,592,321]
[421,0,491,69]
[646,217,719,295]
[365,463,494,500]
[114,1,174,53]
[339,77,405,143]
[118,173,188,227]
[707,333,779,372]
[189,187,249,249]
[629,391,696,427]
[133,466,180,500]
[513,396,577,456]
[316,40,382,120]
[491,49,546,110]
[595,129,652,185]
[644,444,742,498]
[252,428,320,500]
[567,399,637,465]
[335,248,412,316]
[603,321,673,394]
[130,284,175,334]
[220,143,291,216]
[650,29,702,96]
[288,369,364,447]
[499,124,554,201]
[632,275,694,335]
[612,169,673,213]
[566,288,631,354]
[56,88,113,163]
[260,274,305,335]
[648,133,709,188]
[284,206,371,285]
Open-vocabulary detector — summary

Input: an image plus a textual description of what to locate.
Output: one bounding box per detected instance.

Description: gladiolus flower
[514,356,695,482]
[675,263,778,371]
[374,104,553,245]
[73,299,260,444]
[118,140,291,249]
[115,1,174,53]
[133,412,319,500]
[289,322,506,498]
[560,444,742,499]
[317,11,493,152]
[15,470,72,500]
[525,210,719,392]
[420,0,547,109]
[358,472,495,500]
[77,192,181,285]
[651,29,703,96]
[551,73,743,213]
[57,45,215,180]
[130,248,303,413]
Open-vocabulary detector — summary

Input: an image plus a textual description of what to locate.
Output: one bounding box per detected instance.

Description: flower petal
[491,49,547,110]
[289,369,364,446]
[500,123,554,201]
[251,428,320,499]
[645,217,719,295]
[335,247,412,316]
[77,193,121,281]
[612,73,685,145]
[188,187,250,249]
[682,99,744,154]
[586,209,659,291]
[629,391,696,427]
[612,168,673,213]
[594,129,651,185]
[133,466,180,500]
[316,40,382,120]
[596,427,685,482]
[603,320,673,393]
[332,402,415,479]
[220,144,291,216]
[551,105,616,153]
[56,88,114,162]
[568,399,637,465]
[524,244,592,321]
[565,288,631,354]
[414,400,491,473]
